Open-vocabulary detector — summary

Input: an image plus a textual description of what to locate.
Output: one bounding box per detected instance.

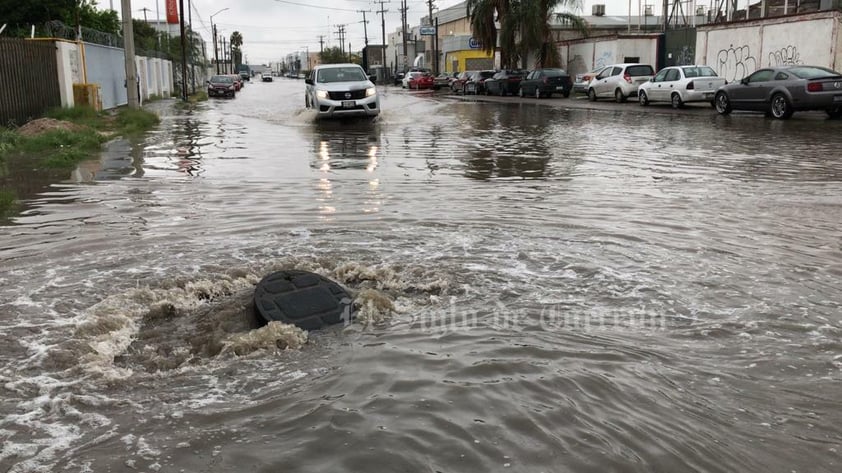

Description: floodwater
[2,79,842,473]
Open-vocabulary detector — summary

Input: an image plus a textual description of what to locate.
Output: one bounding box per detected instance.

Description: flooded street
[2,79,842,472]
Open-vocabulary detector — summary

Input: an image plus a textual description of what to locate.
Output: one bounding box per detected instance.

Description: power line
[272,0,360,12]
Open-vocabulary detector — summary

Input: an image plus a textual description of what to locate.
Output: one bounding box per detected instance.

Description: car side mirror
[369,75,376,82]
[305,78,313,85]
[649,77,654,82]
[740,77,749,85]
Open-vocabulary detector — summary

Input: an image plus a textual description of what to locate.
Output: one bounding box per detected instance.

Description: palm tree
[467,0,587,69]
[230,31,244,69]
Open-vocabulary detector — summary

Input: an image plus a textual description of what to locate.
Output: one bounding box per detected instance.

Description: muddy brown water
[1,82,841,472]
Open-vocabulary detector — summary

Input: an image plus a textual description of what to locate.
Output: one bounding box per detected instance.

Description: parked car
[463,70,496,95]
[402,71,424,88]
[638,65,726,108]
[393,72,406,86]
[714,65,842,119]
[304,63,380,118]
[587,63,655,102]
[207,75,236,98]
[408,73,435,90]
[433,73,451,89]
[573,69,600,95]
[451,71,476,93]
[484,70,525,96]
[228,74,242,91]
[519,68,573,98]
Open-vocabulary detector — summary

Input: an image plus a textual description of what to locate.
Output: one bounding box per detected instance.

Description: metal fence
[0,38,62,127]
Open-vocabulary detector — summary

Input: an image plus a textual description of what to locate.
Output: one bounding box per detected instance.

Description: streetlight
[210,7,230,74]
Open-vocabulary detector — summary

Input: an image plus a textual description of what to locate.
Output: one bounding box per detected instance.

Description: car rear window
[683,66,717,78]
[788,66,842,79]
[626,65,654,76]
[544,69,568,77]
[479,71,495,79]
[211,76,233,83]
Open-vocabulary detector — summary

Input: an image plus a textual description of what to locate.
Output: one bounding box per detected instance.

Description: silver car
[638,65,726,108]
[587,63,655,102]
[714,65,842,119]
[305,64,380,118]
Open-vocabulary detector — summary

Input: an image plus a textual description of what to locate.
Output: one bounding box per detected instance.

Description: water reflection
[453,104,567,180]
[309,120,382,172]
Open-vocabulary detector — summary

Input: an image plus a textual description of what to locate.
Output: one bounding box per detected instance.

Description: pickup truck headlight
[316,90,328,99]
[366,87,376,97]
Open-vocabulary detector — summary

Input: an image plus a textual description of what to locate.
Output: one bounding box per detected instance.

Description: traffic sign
[420,26,436,35]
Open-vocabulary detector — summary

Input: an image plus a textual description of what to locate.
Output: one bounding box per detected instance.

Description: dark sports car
[714,65,842,119]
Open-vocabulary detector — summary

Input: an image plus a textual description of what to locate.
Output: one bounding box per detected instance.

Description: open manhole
[253,270,354,330]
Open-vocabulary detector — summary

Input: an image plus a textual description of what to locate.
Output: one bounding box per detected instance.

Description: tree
[319,46,347,65]
[466,0,587,69]
[0,0,118,37]
[230,31,243,69]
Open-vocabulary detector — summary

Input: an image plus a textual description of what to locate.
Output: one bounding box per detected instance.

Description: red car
[408,73,435,90]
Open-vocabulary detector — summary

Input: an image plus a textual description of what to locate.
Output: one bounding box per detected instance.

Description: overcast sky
[110,0,639,64]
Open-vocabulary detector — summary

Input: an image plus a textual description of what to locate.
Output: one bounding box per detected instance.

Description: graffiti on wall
[768,46,802,66]
[716,44,757,82]
[673,46,695,66]
[594,51,613,69]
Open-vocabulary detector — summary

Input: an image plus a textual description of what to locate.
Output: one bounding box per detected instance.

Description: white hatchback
[638,65,726,108]
[305,64,380,118]
[587,63,655,102]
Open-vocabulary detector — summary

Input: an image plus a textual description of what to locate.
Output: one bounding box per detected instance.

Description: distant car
[402,71,423,88]
[573,69,600,95]
[714,65,842,119]
[393,72,406,86]
[638,65,726,108]
[432,73,451,89]
[228,74,242,91]
[304,63,380,118]
[587,63,655,102]
[207,75,236,98]
[262,73,273,82]
[519,68,573,98]
[408,73,435,90]
[484,70,525,96]
[465,70,496,94]
[451,71,476,93]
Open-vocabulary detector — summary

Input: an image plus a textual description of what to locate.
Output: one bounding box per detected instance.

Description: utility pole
[376,0,389,82]
[213,24,219,73]
[121,0,139,108]
[357,11,370,71]
[178,0,188,100]
[427,0,437,74]
[318,35,325,53]
[139,7,150,22]
[400,0,408,73]
[187,0,195,94]
[222,36,228,73]
[335,24,346,54]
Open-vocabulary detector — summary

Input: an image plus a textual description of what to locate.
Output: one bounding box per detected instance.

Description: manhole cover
[253,270,354,330]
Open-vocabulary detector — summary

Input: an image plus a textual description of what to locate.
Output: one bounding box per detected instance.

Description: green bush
[0,188,16,215]
[46,106,102,129]
[116,108,160,135]
[19,128,105,154]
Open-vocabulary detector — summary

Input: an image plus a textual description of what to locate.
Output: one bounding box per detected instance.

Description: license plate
[556,86,564,90]
[342,100,355,108]
[834,95,842,103]
[703,92,713,99]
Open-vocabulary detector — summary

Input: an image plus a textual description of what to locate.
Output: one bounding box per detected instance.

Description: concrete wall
[696,11,842,82]
[54,41,81,107]
[55,42,174,108]
[560,35,661,76]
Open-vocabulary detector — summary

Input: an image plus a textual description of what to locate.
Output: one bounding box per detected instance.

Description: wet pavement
[1,78,842,472]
